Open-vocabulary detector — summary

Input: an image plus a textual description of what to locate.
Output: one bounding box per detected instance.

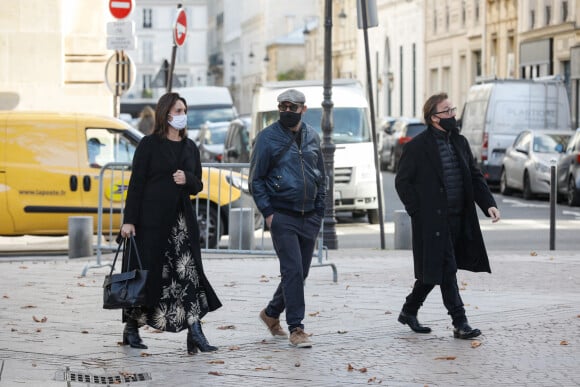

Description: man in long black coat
[395,92,500,339]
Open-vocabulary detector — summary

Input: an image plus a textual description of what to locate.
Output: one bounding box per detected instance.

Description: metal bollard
[393,210,412,250]
[68,216,93,258]
[228,208,255,250]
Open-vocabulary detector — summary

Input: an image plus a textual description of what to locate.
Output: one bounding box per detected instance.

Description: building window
[462,0,466,26]
[143,9,152,29]
[433,9,437,33]
[530,10,535,29]
[176,42,187,64]
[562,1,568,21]
[142,74,152,90]
[475,0,480,23]
[142,39,153,64]
[445,5,450,31]
[545,5,551,25]
[474,50,481,77]
[177,75,188,88]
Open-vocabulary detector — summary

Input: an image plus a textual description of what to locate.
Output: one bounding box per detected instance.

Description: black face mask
[279,111,302,129]
[438,117,458,133]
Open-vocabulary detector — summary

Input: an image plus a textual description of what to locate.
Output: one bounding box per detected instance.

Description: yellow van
[0,111,249,248]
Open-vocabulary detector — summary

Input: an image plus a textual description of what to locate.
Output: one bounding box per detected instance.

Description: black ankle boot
[187,321,217,353]
[123,318,147,349]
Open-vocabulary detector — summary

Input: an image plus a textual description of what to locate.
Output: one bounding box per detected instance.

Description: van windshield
[187,107,236,129]
[260,107,371,144]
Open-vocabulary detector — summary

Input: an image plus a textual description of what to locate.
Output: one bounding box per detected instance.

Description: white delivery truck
[251,79,380,223]
[459,76,572,184]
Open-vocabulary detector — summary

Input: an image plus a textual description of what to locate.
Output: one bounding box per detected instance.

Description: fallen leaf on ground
[295,362,301,367]
[228,345,240,350]
[255,366,271,371]
[560,340,569,345]
[337,330,348,334]
[223,282,236,287]
[384,311,392,314]
[471,341,481,348]
[19,266,28,269]
[208,371,223,376]
[77,283,86,287]
[36,328,42,332]
[21,305,37,309]
[530,251,538,256]
[308,311,320,317]
[359,367,368,373]
[347,363,355,371]
[140,352,152,357]
[66,295,74,299]
[81,330,89,334]
[3,295,9,299]
[434,356,456,360]
[207,360,225,364]
[32,316,47,323]
[11,328,17,332]
[218,325,236,330]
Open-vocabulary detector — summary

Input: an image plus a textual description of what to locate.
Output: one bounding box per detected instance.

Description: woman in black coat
[395,92,500,339]
[120,92,222,354]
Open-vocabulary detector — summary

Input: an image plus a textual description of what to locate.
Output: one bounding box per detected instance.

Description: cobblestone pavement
[0,249,579,386]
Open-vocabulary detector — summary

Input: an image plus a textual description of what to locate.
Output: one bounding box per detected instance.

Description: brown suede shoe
[259,309,288,337]
[289,327,312,348]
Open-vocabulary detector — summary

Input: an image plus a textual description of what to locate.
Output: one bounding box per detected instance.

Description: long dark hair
[153,92,188,139]
[423,92,448,126]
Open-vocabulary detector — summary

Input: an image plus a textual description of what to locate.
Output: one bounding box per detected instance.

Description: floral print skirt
[125,211,209,333]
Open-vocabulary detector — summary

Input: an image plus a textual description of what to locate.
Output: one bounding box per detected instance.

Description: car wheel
[568,177,580,206]
[522,172,533,200]
[196,203,220,249]
[500,168,513,196]
[367,209,380,224]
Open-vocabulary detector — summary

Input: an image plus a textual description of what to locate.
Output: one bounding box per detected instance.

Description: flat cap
[277,89,306,104]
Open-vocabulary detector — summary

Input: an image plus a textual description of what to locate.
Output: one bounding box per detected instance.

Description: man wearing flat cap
[249,88,326,348]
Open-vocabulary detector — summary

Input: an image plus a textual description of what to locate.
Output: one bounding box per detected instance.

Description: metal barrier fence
[82,162,336,282]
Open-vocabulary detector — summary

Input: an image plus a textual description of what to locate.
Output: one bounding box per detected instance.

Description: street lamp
[322,0,338,249]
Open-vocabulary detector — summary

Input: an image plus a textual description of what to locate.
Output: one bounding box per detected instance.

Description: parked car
[223,115,252,163]
[0,111,250,249]
[557,128,580,206]
[500,129,571,199]
[388,118,427,172]
[377,116,396,171]
[196,121,230,163]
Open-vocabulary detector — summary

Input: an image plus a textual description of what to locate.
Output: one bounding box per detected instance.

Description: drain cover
[58,369,152,384]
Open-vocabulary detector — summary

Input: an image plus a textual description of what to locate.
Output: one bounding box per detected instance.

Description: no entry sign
[173,8,187,46]
[109,0,133,19]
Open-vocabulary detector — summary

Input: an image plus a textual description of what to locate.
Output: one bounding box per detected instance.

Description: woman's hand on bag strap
[120,224,136,238]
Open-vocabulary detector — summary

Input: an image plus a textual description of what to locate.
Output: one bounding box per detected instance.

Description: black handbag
[102,235,149,309]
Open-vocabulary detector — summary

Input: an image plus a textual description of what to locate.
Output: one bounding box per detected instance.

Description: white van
[251,79,379,223]
[176,86,237,133]
[460,77,571,184]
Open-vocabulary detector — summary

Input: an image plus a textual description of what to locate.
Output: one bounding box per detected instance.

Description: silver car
[500,129,572,199]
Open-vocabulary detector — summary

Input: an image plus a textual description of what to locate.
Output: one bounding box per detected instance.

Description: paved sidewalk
[0,248,579,386]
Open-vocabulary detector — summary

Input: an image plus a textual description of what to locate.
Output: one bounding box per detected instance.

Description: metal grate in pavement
[58,369,152,384]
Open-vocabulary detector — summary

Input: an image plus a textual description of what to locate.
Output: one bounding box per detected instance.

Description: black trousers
[402,215,467,327]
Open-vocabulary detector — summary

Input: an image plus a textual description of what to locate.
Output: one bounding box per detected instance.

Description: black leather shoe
[398,311,431,333]
[453,323,481,339]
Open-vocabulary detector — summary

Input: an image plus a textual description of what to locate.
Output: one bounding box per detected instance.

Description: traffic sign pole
[167,4,187,93]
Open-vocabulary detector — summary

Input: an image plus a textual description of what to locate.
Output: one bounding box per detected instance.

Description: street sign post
[167,6,188,93]
[109,0,133,19]
[173,8,188,47]
[105,52,136,117]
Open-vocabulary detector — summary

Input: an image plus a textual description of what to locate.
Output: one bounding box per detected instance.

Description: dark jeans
[402,215,467,327]
[265,211,321,332]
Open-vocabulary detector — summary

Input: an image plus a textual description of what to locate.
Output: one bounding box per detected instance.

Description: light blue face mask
[168,114,187,130]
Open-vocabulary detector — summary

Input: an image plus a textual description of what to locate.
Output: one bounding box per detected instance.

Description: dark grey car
[557,128,580,206]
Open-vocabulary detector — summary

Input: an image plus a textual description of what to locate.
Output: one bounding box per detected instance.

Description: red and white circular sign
[109,0,133,19]
[173,9,188,46]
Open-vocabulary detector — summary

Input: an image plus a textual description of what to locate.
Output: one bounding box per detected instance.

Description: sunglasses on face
[278,103,302,112]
